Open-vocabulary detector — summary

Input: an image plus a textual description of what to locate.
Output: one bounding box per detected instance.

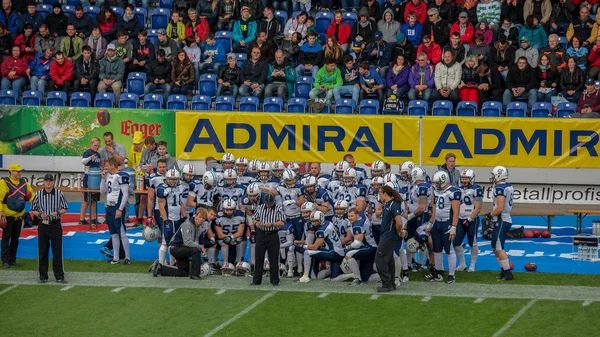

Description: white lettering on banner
[479,184,600,205]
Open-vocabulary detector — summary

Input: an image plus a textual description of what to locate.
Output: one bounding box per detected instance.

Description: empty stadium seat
[22,90,43,106]
[66,0,82,5]
[47,91,67,106]
[239,96,259,112]
[531,102,552,118]
[294,76,314,99]
[159,0,174,8]
[215,96,235,111]
[119,93,139,108]
[110,6,124,16]
[236,53,247,68]
[191,95,211,110]
[62,5,75,15]
[95,92,116,108]
[315,12,334,34]
[264,97,284,112]
[167,94,187,110]
[70,92,92,107]
[85,6,100,24]
[198,74,217,97]
[407,100,428,116]
[147,29,159,46]
[0,90,18,105]
[359,99,380,115]
[481,101,502,117]
[287,98,307,113]
[506,102,527,117]
[556,102,576,118]
[134,7,148,27]
[143,94,164,109]
[274,11,288,32]
[215,31,233,54]
[342,12,358,27]
[127,72,147,96]
[151,8,170,29]
[456,101,477,116]
[432,100,453,116]
[36,4,51,19]
[335,98,355,114]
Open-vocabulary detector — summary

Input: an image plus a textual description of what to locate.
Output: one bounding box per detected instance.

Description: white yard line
[474,298,485,303]
[422,296,431,302]
[318,293,329,298]
[0,284,18,295]
[111,287,126,293]
[491,300,537,337]
[203,292,276,337]
[216,289,227,295]
[164,288,176,294]
[60,286,74,291]
[583,300,593,307]
[370,295,380,300]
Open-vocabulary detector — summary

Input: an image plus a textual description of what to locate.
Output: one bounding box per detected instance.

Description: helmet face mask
[371,160,385,177]
[432,171,449,191]
[165,169,180,187]
[183,174,193,183]
[342,168,356,187]
[236,164,247,175]
[301,202,315,219]
[399,161,415,181]
[258,171,270,182]
[203,171,216,189]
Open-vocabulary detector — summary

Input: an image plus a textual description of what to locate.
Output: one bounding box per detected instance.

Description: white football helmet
[371,160,386,178]
[334,160,349,178]
[263,260,270,277]
[371,176,384,192]
[385,181,400,191]
[165,169,180,187]
[342,168,356,187]
[334,200,349,219]
[399,161,415,181]
[235,157,249,175]
[222,199,237,215]
[406,238,425,254]
[383,173,397,184]
[236,261,251,276]
[182,164,194,176]
[282,169,296,188]
[142,225,160,242]
[432,170,450,191]
[222,153,236,170]
[248,159,261,174]
[303,176,317,194]
[310,210,325,227]
[287,162,301,176]
[301,202,315,219]
[410,167,426,184]
[340,259,352,274]
[460,168,476,187]
[202,171,217,189]
[200,263,211,278]
[279,263,287,276]
[223,168,238,187]
[271,160,285,178]
[258,162,271,183]
[246,182,261,197]
[221,262,235,276]
[490,166,509,184]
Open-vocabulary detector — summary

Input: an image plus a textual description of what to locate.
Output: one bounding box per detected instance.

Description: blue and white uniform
[366,190,382,244]
[188,178,215,209]
[278,221,295,257]
[277,183,304,240]
[353,167,368,184]
[345,216,378,281]
[454,184,483,247]
[308,173,332,190]
[492,182,514,250]
[303,186,334,219]
[307,220,345,278]
[326,179,343,201]
[406,181,433,239]
[335,184,367,209]
[215,185,245,210]
[332,216,351,242]
[432,186,461,253]
[103,171,130,236]
[215,210,245,239]
[157,183,186,243]
[237,173,256,188]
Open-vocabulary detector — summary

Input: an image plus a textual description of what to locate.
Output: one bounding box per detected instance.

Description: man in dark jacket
[489,35,516,82]
[0,0,20,37]
[541,34,567,69]
[502,56,537,110]
[393,33,416,64]
[144,49,172,96]
[295,31,323,78]
[247,30,274,63]
[443,32,466,65]
[572,78,600,117]
[20,3,44,34]
[239,46,269,98]
[366,31,392,78]
[258,6,281,41]
[44,3,68,37]
[129,30,155,73]
[217,53,241,98]
[423,8,449,49]
[67,5,93,39]
[73,45,99,100]
[350,8,375,49]
[550,0,575,35]
[427,0,455,23]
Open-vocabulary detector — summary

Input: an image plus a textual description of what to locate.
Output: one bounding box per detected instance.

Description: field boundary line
[491,299,537,337]
[203,291,276,337]
[0,285,18,296]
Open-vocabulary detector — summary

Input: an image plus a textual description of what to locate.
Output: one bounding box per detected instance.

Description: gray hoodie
[377,8,400,44]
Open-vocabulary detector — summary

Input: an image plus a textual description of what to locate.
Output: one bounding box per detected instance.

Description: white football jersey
[158,183,185,221]
[189,178,215,207]
[277,185,302,218]
[433,186,462,222]
[459,184,483,219]
[105,172,129,205]
[147,173,165,210]
[493,182,514,223]
[215,210,245,235]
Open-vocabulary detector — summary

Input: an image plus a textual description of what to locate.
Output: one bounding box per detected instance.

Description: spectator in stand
[247,30,274,63]
[458,55,480,104]
[171,49,196,95]
[68,5,93,39]
[351,8,375,51]
[259,6,282,42]
[450,12,474,49]
[110,30,133,70]
[97,7,119,42]
[118,5,141,41]
[477,63,503,104]
[265,50,296,102]
[364,0,381,23]
[217,0,236,31]
[559,56,586,102]
[236,0,264,21]
[35,24,59,55]
[283,11,308,41]
[524,0,551,30]
[541,34,567,70]
[196,0,218,28]
[184,37,201,82]
[571,78,600,117]
[21,3,44,34]
[401,11,423,47]
[587,35,600,79]
[444,32,466,65]
[386,54,410,99]
[29,47,54,94]
[383,0,403,22]
[1,46,28,94]
[15,25,36,63]
[408,53,436,103]
[129,31,155,74]
[85,26,107,62]
[98,44,124,102]
[404,0,427,24]
[280,32,301,61]
[61,25,84,62]
[393,33,417,64]
[433,50,462,105]
[333,55,360,105]
[377,9,400,44]
[550,0,575,35]
[296,32,323,78]
[567,35,589,71]
[145,49,172,97]
[515,36,539,68]
[489,35,516,81]
[519,15,547,52]
[80,137,101,226]
[0,0,19,37]
[455,0,478,26]
[185,9,210,46]
[73,46,100,100]
[567,6,597,47]
[239,46,269,98]
[476,0,501,36]
[502,0,525,28]
[310,59,342,103]
[535,54,559,102]
[166,11,185,49]
[156,29,179,63]
[428,0,455,24]
[366,31,392,78]
[475,20,493,45]
[305,17,321,45]
[417,34,442,65]
[324,37,344,66]
[503,56,537,111]
[198,32,226,75]
[424,8,449,50]
[358,60,385,105]
[232,6,257,53]
[468,33,490,63]
[48,51,73,98]
[497,17,519,47]
[217,53,241,99]
[327,11,352,52]
[45,3,68,38]
[291,0,308,14]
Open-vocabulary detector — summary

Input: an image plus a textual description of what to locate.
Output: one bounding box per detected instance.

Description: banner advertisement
[0,106,175,156]
[421,117,600,169]
[175,112,420,164]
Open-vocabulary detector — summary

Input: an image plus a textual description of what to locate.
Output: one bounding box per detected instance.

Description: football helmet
[342,168,356,187]
[271,160,285,178]
[258,162,271,183]
[385,181,400,191]
[222,153,236,169]
[287,162,301,176]
[301,202,315,219]
[490,166,509,184]
[223,168,238,187]
[202,171,217,189]
[410,167,426,184]
[222,199,237,216]
[282,169,296,188]
[461,169,476,187]
[200,263,211,278]
[142,225,160,242]
[370,160,386,178]
[248,159,261,174]
[310,210,325,227]
[303,176,317,194]
[399,161,415,181]
[383,173,397,184]
[371,176,384,192]
[279,263,287,276]
[263,260,270,277]
[221,262,235,276]
[236,261,251,276]
[406,238,425,254]
[340,259,353,274]
[432,170,450,191]
[246,182,261,197]
[235,157,249,175]
[334,160,349,178]
[181,164,194,178]
[165,169,180,187]
[334,200,349,219]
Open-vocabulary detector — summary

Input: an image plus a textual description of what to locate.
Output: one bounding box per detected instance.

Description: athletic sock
[420,249,427,265]
[207,247,216,264]
[302,251,311,277]
[120,235,131,260]
[347,258,361,280]
[394,256,401,278]
[500,259,510,271]
[286,250,296,273]
[470,245,479,269]
[496,257,502,268]
[250,243,256,265]
[448,247,456,276]
[221,245,229,265]
[111,234,120,262]
[295,251,304,273]
[455,245,465,266]
[434,252,444,271]
[399,249,408,270]
[407,253,414,265]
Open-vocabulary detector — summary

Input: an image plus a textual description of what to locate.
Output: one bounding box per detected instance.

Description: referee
[251,193,285,286]
[375,185,404,293]
[31,174,68,284]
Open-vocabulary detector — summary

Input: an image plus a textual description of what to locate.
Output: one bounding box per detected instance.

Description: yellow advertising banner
[422,117,600,168]
[176,112,420,164]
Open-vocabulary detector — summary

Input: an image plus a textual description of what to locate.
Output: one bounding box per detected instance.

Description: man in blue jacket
[0,0,21,37]
[366,32,392,78]
[20,3,44,34]
[359,61,385,106]
[29,47,54,94]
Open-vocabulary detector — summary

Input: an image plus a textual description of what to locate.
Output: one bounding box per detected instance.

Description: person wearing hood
[488,34,516,81]
[428,0,455,24]
[351,8,375,49]
[559,56,585,102]
[443,32,466,64]
[366,31,392,78]
[450,12,474,46]
[383,0,403,22]
[423,8,449,49]
[433,50,462,105]
[566,35,589,71]
[378,8,401,45]
[393,33,416,64]
[400,11,422,46]
[232,6,257,53]
[327,11,352,52]
[475,19,493,45]
[476,0,500,35]
[68,5,93,39]
[550,0,575,35]
[519,15,548,51]
[408,52,436,102]
[515,36,539,68]
[44,3,68,37]
[502,56,537,111]
[416,34,442,65]
[497,17,519,47]
[386,54,410,99]
[404,0,427,24]
[468,33,490,63]
[541,34,567,70]
[98,44,125,102]
[567,6,598,46]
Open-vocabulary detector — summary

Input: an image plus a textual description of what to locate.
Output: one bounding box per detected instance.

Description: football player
[304,162,331,190]
[343,154,367,184]
[146,158,168,261]
[187,171,217,212]
[256,162,271,187]
[489,166,515,281]
[214,169,244,210]
[213,200,246,266]
[235,157,255,187]
[302,175,333,221]
[157,169,187,266]
[248,159,262,175]
[404,167,433,270]
[271,160,285,181]
[335,168,367,213]
[398,161,415,189]
[327,161,349,199]
[278,217,296,277]
[455,169,483,272]
[383,173,398,189]
[180,164,196,216]
[240,182,263,267]
[287,162,301,177]
[363,160,386,189]
[345,208,378,285]
[221,153,236,171]
[426,171,461,283]
[333,200,351,244]
[367,176,384,243]
[264,170,305,238]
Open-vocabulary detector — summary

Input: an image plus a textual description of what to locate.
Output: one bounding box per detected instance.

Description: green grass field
[1,259,599,337]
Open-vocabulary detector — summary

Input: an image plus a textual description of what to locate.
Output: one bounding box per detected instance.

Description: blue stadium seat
[199,74,217,97]
[167,94,187,110]
[22,90,43,106]
[66,0,83,5]
[70,92,91,107]
[294,76,314,99]
[110,6,124,17]
[191,95,211,110]
[456,101,477,116]
[506,102,527,117]
[315,12,334,34]
[531,102,552,118]
[134,7,148,27]
[62,5,75,15]
[291,11,302,18]
[95,92,116,107]
[359,99,380,115]
[239,96,259,112]
[85,6,100,24]
[407,100,428,116]
[264,97,284,112]
[432,100,453,116]
[0,90,18,105]
[287,98,307,113]
[119,93,139,108]
[236,53,247,68]
[151,8,170,29]
[335,98,355,114]
[558,36,568,49]
[159,0,174,8]
[127,72,147,95]
[36,4,52,20]
[215,96,235,111]
[47,91,67,106]
[215,31,233,54]
[143,94,164,109]
[342,12,358,27]
[481,101,502,117]
[147,29,159,46]
[41,0,56,4]
[556,102,576,118]
[274,11,288,32]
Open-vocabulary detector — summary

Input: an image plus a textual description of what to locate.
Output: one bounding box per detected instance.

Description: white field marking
[64,231,76,236]
[164,288,175,294]
[370,295,380,300]
[111,287,126,293]
[216,289,227,295]
[491,300,537,337]
[203,292,276,337]
[60,286,74,291]
[474,298,485,304]
[0,285,18,295]
[22,236,36,240]
[318,293,329,298]
[583,300,593,307]
[422,296,431,302]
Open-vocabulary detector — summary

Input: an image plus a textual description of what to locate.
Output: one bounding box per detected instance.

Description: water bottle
[137,175,144,190]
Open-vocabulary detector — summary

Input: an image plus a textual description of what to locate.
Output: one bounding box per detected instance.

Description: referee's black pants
[161,246,201,277]
[252,230,280,285]
[375,239,396,288]
[38,220,64,281]
[1,216,23,264]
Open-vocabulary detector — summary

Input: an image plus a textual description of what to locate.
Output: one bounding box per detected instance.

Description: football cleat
[499,270,514,281]
[496,270,504,280]
[425,272,443,282]
[123,259,132,265]
[446,275,456,284]
[100,247,114,259]
[350,278,363,286]
[299,275,310,283]
[467,267,475,273]
[456,264,467,272]
[110,260,120,265]
[401,269,410,283]
[153,263,162,277]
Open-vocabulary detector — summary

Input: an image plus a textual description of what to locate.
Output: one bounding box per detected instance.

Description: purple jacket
[408,63,435,88]
[385,66,410,90]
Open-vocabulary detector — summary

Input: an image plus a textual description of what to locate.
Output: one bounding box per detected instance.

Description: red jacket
[14,34,36,61]
[450,21,474,45]
[1,56,28,80]
[588,48,600,68]
[417,41,442,65]
[185,18,210,42]
[576,89,600,112]
[326,19,352,46]
[404,1,428,24]
[50,58,74,85]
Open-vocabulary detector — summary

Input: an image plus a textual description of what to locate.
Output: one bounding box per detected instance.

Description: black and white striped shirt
[252,204,286,232]
[31,188,68,222]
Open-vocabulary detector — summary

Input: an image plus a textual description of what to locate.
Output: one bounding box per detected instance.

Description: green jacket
[59,36,84,61]
[166,21,186,42]
[99,56,125,81]
[314,66,342,89]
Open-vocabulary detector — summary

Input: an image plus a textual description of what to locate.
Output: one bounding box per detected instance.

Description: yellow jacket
[166,22,186,42]
[0,177,34,217]
[129,145,146,176]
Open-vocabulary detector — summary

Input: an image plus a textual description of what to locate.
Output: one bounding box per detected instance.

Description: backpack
[482,217,494,240]
[382,95,403,114]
